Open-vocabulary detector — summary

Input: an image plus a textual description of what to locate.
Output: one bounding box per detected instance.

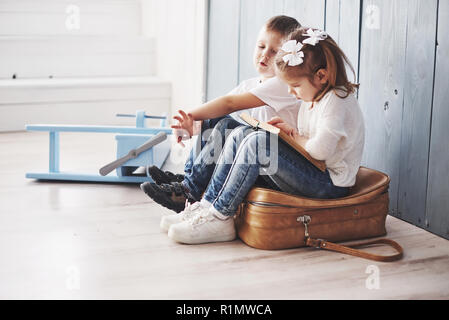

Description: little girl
[167,27,365,244]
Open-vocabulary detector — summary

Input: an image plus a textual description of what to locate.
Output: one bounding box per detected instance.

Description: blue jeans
[182,116,243,201]
[203,127,350,216]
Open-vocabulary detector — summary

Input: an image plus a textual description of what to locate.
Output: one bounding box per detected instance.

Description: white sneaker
[160,201,203,233]
[168,209,236,244]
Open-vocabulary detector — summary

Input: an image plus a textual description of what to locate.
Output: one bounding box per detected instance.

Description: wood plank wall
[207,0,448,241]
[427,0,449,240]
[358,0,409,222]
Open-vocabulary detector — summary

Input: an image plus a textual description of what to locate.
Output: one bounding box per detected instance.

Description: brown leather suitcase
[235,167,403,262]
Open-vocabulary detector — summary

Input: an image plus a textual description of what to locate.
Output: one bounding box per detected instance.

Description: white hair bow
[302,28,328,46]
[281,40,304,66]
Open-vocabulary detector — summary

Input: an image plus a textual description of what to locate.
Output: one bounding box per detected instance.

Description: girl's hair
[276,27,359,101]
[265,15,301,37]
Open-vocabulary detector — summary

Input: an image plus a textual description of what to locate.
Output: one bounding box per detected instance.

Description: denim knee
[199,118,239,147]
[213,117,240,137]
[217,126,254,163]
[239,131,271,160]
[224,125,254,147]
[215,117,238,130]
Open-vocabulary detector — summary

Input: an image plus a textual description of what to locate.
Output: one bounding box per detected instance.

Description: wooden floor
[1,131,449,300]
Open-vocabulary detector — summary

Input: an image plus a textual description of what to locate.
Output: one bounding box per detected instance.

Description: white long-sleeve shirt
[251,78,365,187]
[300,89,365,187]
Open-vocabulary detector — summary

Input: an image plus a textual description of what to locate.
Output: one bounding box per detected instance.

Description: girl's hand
[267,116,298,138]
[171,110,194,147]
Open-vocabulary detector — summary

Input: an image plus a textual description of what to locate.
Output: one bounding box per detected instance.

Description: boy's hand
[171,110,194,147]
[267,116,298,138]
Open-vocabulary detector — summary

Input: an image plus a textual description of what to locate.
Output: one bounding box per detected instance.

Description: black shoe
[147,166,185,184]
[140,181,192,213]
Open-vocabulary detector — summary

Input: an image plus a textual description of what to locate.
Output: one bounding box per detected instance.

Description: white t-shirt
[251,77,365,187]
[228,77,300,129]
[249,77,300,114]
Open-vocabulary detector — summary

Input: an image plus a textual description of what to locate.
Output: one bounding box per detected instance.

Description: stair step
[0,0,141,36]
[0,36,155,79]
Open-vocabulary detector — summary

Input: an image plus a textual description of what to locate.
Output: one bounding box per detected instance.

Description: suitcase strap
[305,237,404,262]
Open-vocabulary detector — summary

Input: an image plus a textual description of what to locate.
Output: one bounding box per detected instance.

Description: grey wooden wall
[206,0,449,241]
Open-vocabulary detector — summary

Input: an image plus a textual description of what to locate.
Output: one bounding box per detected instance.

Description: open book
[239,113,326,172]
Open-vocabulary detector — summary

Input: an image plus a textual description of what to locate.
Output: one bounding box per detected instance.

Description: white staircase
[0,0,171,131]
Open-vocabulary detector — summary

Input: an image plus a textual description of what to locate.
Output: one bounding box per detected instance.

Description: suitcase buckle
[297,215,311,238]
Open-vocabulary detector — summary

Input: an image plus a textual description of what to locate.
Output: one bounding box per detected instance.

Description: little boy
[141,15,301,213]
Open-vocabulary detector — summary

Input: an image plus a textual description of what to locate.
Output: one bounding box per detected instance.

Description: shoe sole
[140,182,185,213]
[160,221,170,233]
[160,216,176,233]
[167,228,236,244]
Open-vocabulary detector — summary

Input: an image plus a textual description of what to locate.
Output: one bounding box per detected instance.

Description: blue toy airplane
[25,110,173,183]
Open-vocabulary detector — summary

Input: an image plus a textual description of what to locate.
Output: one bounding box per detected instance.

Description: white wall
[0,0,206,131]
[0,0,172,131]
[141,0,208,115]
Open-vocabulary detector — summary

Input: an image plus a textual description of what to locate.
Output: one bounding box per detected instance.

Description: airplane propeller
[99,132,167,176]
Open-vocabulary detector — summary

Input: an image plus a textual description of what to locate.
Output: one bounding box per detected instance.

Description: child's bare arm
[189,93,265,121]
[171,92,265,146]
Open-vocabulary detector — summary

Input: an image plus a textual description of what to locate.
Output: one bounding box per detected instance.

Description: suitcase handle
[297,215,403,262]
[305,237,403,262]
